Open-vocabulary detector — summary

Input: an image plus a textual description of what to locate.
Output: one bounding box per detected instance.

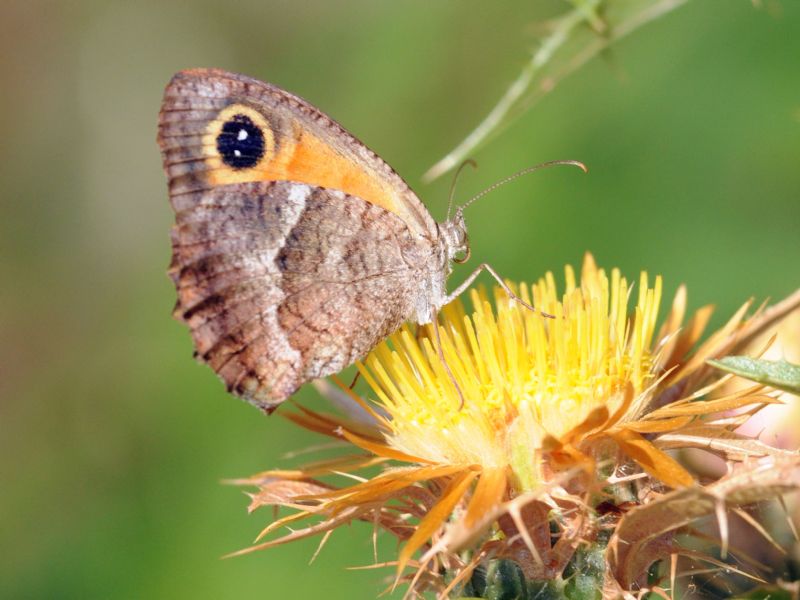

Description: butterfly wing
[169,181,424,411]
[158,68,437,237]
[158,70,437,411]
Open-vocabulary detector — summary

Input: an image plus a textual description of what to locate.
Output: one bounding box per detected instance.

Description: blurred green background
[2,1,798,598]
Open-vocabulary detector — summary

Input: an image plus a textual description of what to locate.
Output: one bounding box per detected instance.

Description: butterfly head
[441,207,470,265]
[438,159,589,270]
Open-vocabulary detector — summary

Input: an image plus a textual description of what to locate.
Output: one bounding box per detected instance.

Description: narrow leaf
[708,356,800,395]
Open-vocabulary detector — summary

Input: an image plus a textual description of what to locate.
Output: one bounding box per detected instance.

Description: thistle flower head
[365,254,664,490]
[237,255,800,597]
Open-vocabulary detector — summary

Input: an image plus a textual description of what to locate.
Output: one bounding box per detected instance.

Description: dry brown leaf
[654,426,798,461]
[247,479,332,512]
[608,456,800,589]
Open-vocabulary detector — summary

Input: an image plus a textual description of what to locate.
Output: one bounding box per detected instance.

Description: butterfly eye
[453,240,470,264]
[216,114,265,169]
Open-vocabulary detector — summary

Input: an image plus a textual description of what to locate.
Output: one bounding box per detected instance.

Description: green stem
[424,0,690,183]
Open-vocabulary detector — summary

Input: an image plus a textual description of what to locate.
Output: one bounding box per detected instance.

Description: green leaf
[707,356,800,395]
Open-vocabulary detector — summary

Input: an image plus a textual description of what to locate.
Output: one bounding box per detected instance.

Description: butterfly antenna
[459,159,587,212]
[446,159,478,220]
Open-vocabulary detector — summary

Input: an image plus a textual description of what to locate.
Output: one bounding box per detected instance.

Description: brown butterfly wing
[158,69,444,411]
[169,181,423,411]
[158,68,438,238]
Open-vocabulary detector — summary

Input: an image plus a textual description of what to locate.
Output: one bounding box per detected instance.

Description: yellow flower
[363,253,668,491]
[236,254,800,597]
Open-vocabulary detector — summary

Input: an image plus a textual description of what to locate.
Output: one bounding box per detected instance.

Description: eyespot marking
[216,114,265,169]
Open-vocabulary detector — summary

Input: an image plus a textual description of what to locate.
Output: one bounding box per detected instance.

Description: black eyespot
[216,114,265,169]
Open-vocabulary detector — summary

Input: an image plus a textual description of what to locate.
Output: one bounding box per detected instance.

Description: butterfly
[157,69,581,413]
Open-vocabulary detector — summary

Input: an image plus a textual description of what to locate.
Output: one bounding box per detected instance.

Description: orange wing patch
[203,104,398,218]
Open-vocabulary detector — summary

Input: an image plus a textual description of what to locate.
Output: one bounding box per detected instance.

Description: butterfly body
[158,69,468,411]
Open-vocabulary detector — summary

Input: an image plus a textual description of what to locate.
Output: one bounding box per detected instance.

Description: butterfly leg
[445,263,555,319]
[348,371,361,389]
[430,306,467,410]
